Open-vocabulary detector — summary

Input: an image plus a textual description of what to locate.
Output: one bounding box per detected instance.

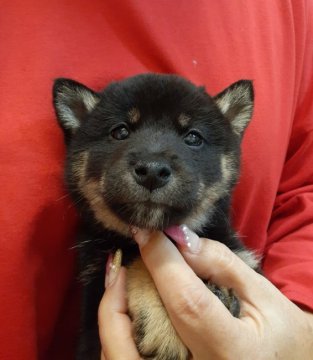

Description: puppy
[53,73,259,359]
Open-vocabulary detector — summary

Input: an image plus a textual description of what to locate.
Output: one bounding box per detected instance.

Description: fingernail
[105,249,122,288]
[164,224,200,253]
[130,227,150,247]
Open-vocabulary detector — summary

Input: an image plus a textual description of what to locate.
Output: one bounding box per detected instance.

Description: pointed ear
[53,78,100,139]
[214,80,254,137]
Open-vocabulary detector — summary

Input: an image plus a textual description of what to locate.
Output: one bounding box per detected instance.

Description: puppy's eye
[111,125,129,140]
[184,131,203,147]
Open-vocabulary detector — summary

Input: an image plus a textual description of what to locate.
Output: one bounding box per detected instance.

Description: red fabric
[1,1,312,359]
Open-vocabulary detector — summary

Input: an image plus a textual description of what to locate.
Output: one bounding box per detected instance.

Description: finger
[98,268,140,360]
[132,230,240,351]
[183,241,266,304]
[164,225,271,305]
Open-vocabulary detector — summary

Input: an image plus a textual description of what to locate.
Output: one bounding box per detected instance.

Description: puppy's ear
[53,78,100,141]
[214,80,254,138]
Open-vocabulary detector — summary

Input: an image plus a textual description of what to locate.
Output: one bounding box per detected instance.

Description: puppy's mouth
[109,200,189,230]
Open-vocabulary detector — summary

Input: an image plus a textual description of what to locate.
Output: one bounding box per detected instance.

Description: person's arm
[98,229,313,359]
[262,0,313,312]
[305,312,313,324]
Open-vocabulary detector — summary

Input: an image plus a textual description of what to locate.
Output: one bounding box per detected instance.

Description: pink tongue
[164,225,185,246]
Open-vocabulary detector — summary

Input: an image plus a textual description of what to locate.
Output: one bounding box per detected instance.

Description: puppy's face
[53,74,253,236]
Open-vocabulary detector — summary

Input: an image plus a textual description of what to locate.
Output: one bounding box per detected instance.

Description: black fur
[53,73,254,359]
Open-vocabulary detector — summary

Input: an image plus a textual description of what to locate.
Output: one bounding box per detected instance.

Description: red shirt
[1,1,312,359]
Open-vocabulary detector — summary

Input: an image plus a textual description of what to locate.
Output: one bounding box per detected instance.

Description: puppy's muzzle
[132,160,172,192]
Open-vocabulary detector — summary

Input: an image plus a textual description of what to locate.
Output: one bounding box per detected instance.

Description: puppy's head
[53,74,253,236]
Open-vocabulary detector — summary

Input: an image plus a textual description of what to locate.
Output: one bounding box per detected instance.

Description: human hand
[98,262,141,360]
[98,227,313,359]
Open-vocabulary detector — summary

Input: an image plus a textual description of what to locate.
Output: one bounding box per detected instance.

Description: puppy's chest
[77,228,139,283]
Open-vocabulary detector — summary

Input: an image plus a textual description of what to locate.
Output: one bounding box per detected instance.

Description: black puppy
[53,73,258,360]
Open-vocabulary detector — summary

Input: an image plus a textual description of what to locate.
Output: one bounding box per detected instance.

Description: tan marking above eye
[128,107,140,124]
[177,113,191,128]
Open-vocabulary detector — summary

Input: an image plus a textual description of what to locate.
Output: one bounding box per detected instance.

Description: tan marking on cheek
[177,113,191,128]
[72,151,89,184]
[184,184,215,231]
[81,178,130,237]
[183,181,214,231]
[127,258,188,359]
[184,154,237,232]
[72,152,129,235]
[128,107,140,124]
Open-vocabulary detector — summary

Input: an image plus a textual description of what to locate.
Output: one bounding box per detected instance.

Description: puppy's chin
[110,201,189,231]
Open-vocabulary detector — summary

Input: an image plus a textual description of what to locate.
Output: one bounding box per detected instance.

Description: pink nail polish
[164,224,200,253]
[105,249,122,288]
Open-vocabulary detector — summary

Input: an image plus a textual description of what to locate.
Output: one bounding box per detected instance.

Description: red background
[1,1,313,359]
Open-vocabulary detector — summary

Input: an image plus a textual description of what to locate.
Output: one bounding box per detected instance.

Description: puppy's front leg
[77,275,104,360]
[127,258,189,360]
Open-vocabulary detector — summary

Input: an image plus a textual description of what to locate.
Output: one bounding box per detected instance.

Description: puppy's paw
[127,258,189,360]
[206,283,240,317]
[206,248,260,317]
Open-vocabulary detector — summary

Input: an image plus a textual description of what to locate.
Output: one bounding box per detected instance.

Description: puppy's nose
[133,161,171,191]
